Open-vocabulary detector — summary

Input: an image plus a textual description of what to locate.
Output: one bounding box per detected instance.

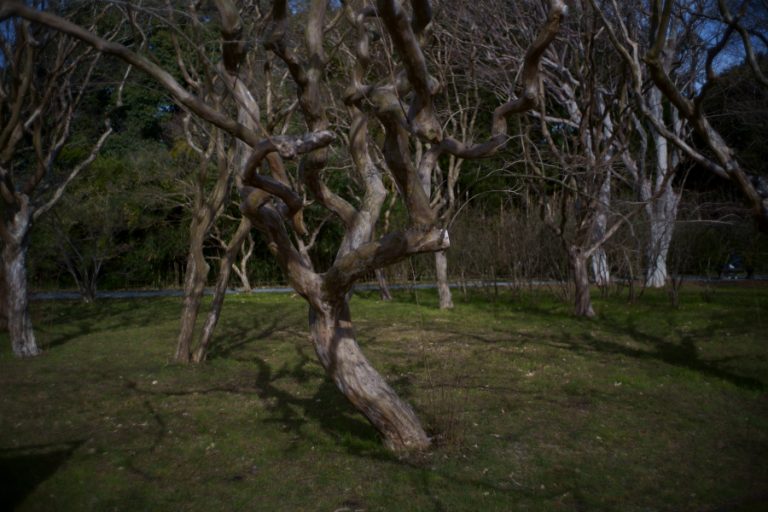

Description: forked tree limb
[324,227,449,297]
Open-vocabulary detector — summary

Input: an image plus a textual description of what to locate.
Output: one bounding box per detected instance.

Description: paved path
[29,275,766,301]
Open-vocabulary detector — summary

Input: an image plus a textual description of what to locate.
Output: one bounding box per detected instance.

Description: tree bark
[1,204,40,357]
[175,231,209,363]
[590,248,610,288]
[435,250,453,309]
[192,218,251,363]
[191,268,229,364]
[590,172,612,287]
[569,246,595,318]
[644,185,680,288]
[232,232,254,293]
[309,298,431,451]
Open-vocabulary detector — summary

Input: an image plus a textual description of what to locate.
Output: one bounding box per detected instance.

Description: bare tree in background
[0,3,126,356]
[140,3,259,364]
[4,0,564,450]
[484,1,628,317]
[423,4,490,309]
[212,215,256,293]
[534,2,623,294]
[593,0,768,233]
[430,0,621,314]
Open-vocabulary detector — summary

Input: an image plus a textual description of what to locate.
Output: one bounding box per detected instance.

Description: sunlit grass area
[1,284,766,511]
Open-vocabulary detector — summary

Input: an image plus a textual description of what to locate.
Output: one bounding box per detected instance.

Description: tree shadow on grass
[0,440,83,509]
[205,317,286,361]
[198,306,406,457]
[247,346,389,457]
[587,315,765,391]
[515,302,766,391]
[204,300,306,361]
[34,298,181,351]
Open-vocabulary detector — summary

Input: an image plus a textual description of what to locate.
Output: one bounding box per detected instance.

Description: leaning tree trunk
[175,232,209,363]
[309,298,431,451]
[568,246,595,318]
[645,185,681,288]
[435,250,454,309]
[1,208,40,357]
[192,261,232,363]
[192,218,251,363]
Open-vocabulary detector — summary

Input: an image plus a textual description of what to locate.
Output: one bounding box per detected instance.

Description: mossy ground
[1,283,766,511]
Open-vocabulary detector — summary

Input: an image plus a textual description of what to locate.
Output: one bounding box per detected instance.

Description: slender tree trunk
[308,298,431,451]
[590,171,611,287]
[235,268,252,293]
[191,262,232,363]
[374,268,392,301]
[175,231,209,363]
[232,239,253,293]
[590,248,610,287]
[192,218,251,363]
[643,92,682,288]
[435,250,454,309]
[645,186,680,288]
[63,261,97,303]
[569,246,595,318]
[0,263,8,332]
[1,205,40,357]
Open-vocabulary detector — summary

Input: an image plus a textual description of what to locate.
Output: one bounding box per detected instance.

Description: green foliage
[1,287,766,510]
[29,140,189,291]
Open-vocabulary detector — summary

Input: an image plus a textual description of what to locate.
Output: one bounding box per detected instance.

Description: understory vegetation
[2,285,766,511]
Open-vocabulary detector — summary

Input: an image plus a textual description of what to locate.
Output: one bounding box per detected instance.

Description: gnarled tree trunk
[309,298,430,451]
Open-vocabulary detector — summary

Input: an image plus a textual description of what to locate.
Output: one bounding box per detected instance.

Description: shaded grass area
[1,284,767,511]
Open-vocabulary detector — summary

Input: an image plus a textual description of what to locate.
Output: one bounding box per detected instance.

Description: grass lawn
[1,283,767,511]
